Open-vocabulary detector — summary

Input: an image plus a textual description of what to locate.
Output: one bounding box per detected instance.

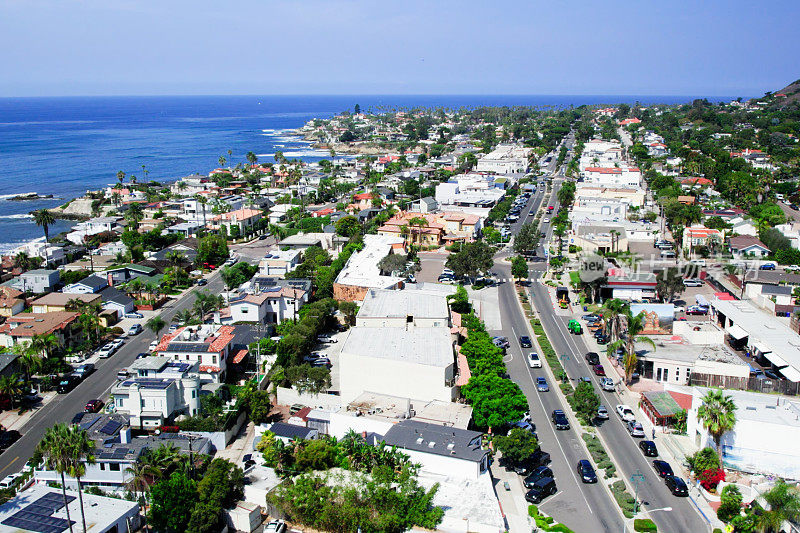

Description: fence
[276,386,341,410]
[691,372,800,396]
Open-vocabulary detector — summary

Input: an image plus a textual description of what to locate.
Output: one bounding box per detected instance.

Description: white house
[475,144,530,174]
[66,217,121,245]
[154,324,238,383]
[63,274,109,294]
[728,235,770,258]
[15,269,60,293]
[258,249,302,277]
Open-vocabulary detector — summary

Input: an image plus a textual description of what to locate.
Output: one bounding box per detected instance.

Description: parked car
[85,399,104,413]
[592,364,606,376]
[652,460,674,478]
[149,340,159,351]
[576,460,597,483]
[97,343,115,358]
[601,377,615,392]
[627,420,645,438]
[311,357,332,368]
[524,477,557,503]
[127,324,143,336]
[683,279,704,287]
[536,377,549,392]
[661,250,676,258]
[596,405,609,419]
[110,337,125,349]
[551,410,570,430]
[168,324,178,333]
[594,333,609,344]
[57,375,81,394]
[492,336,510,349]
[616,404,635,422]
[686,305,708,315]
[317,335,337,343]
[264,519,287,533]
[73,364,95,380]
[639,440,658,457]
[585,352,600,365]
[519,336,532,348]
[528,352,542,368]
[665,475,689,496]
[523,466,553,488]
[0,473,21,490]
[197,279,208,286]
[0,430,21,450]
[759,263,776,271]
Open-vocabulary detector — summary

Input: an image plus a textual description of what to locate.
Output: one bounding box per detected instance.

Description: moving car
[519,336,532,348]
[596,405,609,419]
[616,404,635,422]
[567,319,582,334]
[523,466,553,488]
[665,475,689,496]
[551,410,570,430]
[652,460,674,478]
[627,420,645,438]
[600,377,615,391]
[492,336,510,349]
[524,477,557,503]
[592,364,606,376]
[536,377,549,392]
[528,352,542,368]
[576,460,598,483]
[127,323,143,336]
[585,352,600,365]
[0,430,21,451]
[639,440,658,457]
[85,399,104,413]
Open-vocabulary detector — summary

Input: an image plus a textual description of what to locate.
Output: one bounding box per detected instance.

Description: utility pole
[631,469,646,516]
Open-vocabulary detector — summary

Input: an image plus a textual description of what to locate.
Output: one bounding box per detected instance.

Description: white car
[528,352,542,368]
[0,473,21,490]
[264,520,286,533]
[616,404,635,422]
[97,343,115,358]
[683,279,703,287]
[542,217,551,223]
[317,335,337,344]
[149,340,159,351]
[786,265,800,272]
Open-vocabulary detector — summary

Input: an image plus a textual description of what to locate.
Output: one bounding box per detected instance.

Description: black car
[519,336,532,348]
[524,477,557,503]
[595,334,609,345]
[652,460,674,478]
[512,449,551,475]
[523,466,554,488]
[585,352,600,365]
[639,440,658,457]
[57,375,81,394]
[576,460,597,483]
[197,278,208,286]
[0,430,21,450]
[665,475,688,496]
[551,410,570,430]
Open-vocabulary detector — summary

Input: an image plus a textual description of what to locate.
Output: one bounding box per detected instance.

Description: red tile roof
[232,349,248,364]
[199,365,222,373]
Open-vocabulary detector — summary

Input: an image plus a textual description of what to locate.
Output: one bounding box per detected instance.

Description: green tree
[445,241,494,281]
[757,479,800,533]
[511,255,528,282]
[294,439,338,472]
[572,381,601,424]
[0,374,22,409]
[33,209,56,243]
[246,151,258,166]
[146,316,166,339]
[688,447,720,475]
[149,472,198,533]
[605,311,655,383]
[697,389,737,453]
[197,234,229,265]
[64,425,96,533]
[34,425,77,532]
[461,373,528,430]
[447,285,471,314]
[494,428,539,465]
[656,267,686,302]
[717,484,743,523]
[514,222,538,255]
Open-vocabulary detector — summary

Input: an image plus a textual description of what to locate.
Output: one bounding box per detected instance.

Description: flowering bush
[699,468,726,491]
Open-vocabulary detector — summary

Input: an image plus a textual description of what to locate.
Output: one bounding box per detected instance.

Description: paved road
[0,270,226,478]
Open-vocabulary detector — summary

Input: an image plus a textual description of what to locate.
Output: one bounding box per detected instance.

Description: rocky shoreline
[8,192,55,201]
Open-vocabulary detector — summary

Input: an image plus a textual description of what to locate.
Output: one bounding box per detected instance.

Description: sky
[1,0,799,97]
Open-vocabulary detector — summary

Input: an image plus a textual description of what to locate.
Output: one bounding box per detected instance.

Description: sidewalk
[490,463,531,533]
[0,391,59,432]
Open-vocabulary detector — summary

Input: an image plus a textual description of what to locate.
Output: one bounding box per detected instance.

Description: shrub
[633,518,658,532]
[699,468,725,492]
[610,480,636,518]
[717,484,743,522]
[687,447,719,475]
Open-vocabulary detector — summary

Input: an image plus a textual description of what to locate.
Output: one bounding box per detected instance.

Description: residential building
[257,249,302,277]
[100,286,136,316]
[581,166,642,188]
[377,211,482,246]
[0,311,81,349]
[217,279,309,325]
[435,173,507,211]
[382,420,489,480]
[474,144,531,174]
[211,207,263,235]
[10,240,66,266]
[30,292,101,313]
[155,324,238,383]
[0,287,25,317]
[104,264,157,286]
[65,216,121,245]
[728,235,770,258]
[17,269,60,293]
[682,226,723,250]
[112,358,201,428]
[63,274,109,294]
[356,288,450,328]
[601,271,657,301]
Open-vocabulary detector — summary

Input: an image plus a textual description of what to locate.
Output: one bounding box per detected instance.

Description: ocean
[0,94,729,253]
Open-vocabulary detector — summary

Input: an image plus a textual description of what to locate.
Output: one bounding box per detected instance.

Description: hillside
[771,78,800,107]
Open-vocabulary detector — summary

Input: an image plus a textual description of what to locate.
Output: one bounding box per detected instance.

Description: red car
[547,206,554,211]
[85,399,104,413]
[593,364,606,376]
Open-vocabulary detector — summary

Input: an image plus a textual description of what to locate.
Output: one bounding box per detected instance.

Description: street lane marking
[0,456,18,476]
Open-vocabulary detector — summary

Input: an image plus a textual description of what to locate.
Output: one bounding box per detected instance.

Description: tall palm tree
[111,191,122,206]
[116,170,125,186]
[125,203,144,230]
[64,426,96,533]
[33,209,56,243]
[0,374,22,409]
[146,316,166,339]
[246,151,258,167]
[34,424,76,533]
[125,459,158,532]
[606,311,655,383]
[194,194,208,227]
[601,298,631,342]
[218,155,227,168]
[757,479,800,533]
[13,251,31,271]
[19,351,42,383]
[697,389,737,454]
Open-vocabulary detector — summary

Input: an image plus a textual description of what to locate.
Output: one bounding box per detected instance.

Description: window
[99,463,105,471]
[663,368,669,381]
[407,315,413,323]
[241,307,248,313]
[192,390,196,398]
[110,463,120,472]
[212,355,217,364]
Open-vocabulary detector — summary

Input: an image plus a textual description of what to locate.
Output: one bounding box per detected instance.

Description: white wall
[397,447,484,480]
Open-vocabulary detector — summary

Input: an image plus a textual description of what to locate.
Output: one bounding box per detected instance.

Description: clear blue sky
[2,0,798,97]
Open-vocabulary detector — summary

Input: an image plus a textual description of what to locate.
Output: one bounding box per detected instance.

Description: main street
[0,269,227,478]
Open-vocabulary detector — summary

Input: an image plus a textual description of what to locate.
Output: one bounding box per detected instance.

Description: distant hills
[766,78,800,107]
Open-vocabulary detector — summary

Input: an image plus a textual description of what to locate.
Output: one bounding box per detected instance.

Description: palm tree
[606,311,655,383]
[697,389,737,453]
[194,194,208,227]
[116,170,126,186]
[13,251,31,271]
[172,309,195,327]
[33,209,56,242]
[125,459,158,532]
[19,351,42,383]
[246,151,258,167]
[125,203,144,230]
[146,316,166,339]
[0,374,22,409]
[111,191,122,206]
[601,298,631,342]
[757,480,800,533]
[218,155,227,168]
[64,426,96,533]
[34,424,76,533]
[408,216,429,245]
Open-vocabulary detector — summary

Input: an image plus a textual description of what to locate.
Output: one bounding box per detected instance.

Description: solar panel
[2,492,76,533]
[79,417,98,431]
[99,420,122,435]
[115,447,129,455]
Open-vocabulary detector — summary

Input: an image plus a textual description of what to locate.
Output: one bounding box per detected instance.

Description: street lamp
[631,469,646,516]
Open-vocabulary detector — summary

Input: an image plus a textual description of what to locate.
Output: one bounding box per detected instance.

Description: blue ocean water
[0,94,729,252]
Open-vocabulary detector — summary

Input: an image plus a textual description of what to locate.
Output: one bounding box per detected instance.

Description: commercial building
[356,288,450,328]
[333,234,406,302]
[474,144,531,174]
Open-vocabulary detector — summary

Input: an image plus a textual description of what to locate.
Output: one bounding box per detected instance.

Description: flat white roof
[712,297,800,372]
[341,326,453,367]
[694,386,800,428]
[334,234,404,290]
[358,288,449,320]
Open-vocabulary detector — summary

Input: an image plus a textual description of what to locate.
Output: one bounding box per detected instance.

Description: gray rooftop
[130,356,171,372]
[358,288,449,321]
[383,420,487,463]
[341,326,454,367]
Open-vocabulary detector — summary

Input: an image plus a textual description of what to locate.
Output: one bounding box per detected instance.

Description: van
[57,375,81,394]
[661,250,676,258]
[0,473,21,490]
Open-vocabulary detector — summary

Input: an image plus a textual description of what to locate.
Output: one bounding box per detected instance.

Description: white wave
[0,192,37,200]
[0,213,34,220]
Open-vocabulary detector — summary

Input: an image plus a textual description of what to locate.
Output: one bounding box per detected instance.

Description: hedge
[610,480,636,518]
[527,505,575,533]
[634,518,657,532]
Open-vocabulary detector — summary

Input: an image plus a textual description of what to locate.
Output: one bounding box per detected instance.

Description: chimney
[120,427,131,444]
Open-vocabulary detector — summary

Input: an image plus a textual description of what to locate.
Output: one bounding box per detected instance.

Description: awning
[763,351,789,368]
[726,324,748,341]
[779,366,800,383]
[753,341,772,355]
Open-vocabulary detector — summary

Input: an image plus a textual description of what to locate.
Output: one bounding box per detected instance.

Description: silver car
[627,420,645,438]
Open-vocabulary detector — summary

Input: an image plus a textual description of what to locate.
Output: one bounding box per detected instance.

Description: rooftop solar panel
[1,492,76,533]
[79,417,99,431]
[100,420,122,435]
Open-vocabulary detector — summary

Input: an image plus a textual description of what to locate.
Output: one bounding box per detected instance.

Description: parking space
[418,253,447,283]
[309,328,347,392]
